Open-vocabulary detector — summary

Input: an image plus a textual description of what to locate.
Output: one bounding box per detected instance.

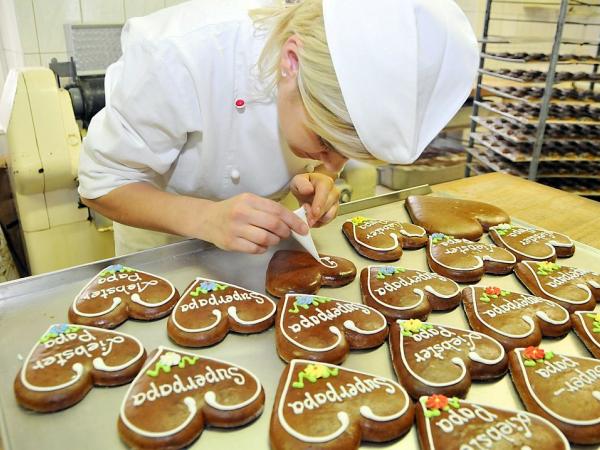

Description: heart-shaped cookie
[405,195,511,241]
[265,250,357,298]
[509,347,600,444]
[427,234,517,283]
[69,264,179,328]
[341,216,427,261]
[270,359,414,449]
[462,286,571,351]
[389,320,507,398]
[14,324,146,412]
[167,278,276,347]
[275,293,388,364]
[572,311,600,358]
[416,395,570,450]
[360,265,461,321]
[514,261,599,313]
[118,347,264,450]
[489,223,575,262]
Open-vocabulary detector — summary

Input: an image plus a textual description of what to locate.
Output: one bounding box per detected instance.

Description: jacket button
[230,169,240,183]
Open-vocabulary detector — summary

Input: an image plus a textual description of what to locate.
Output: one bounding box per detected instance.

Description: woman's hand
[290,173,340,227]
[203,193,309,254]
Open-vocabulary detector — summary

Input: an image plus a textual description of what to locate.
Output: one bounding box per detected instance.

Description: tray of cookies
[1,188,599,449]
[481,51,600,65]
[480,68,600,84]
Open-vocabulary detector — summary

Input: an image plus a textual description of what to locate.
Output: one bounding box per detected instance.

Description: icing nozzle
[291,206,320,262]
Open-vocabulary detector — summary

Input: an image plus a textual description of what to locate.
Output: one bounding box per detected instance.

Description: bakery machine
[5,67,115,275]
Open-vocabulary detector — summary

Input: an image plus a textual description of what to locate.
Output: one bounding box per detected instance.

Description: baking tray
[1,187,600,450]
[481,53,600,65]
[476,100,600,126]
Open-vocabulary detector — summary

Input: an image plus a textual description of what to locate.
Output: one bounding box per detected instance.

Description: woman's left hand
[290,173,340,227]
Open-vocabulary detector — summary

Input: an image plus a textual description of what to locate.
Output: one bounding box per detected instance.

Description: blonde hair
[250,0,373,161]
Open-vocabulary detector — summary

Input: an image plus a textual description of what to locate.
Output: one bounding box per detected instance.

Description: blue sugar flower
[381,266,396,275]
[296,296,314,305]
[200,281,217,292]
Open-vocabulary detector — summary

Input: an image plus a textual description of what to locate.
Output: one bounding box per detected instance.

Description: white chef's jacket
[78,0,313,254]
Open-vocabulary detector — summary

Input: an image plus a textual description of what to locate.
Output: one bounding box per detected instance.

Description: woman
[79,0,478,255]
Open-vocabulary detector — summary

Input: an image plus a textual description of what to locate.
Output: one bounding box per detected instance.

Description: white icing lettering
[286,303,369,333]
[179,291,264,312]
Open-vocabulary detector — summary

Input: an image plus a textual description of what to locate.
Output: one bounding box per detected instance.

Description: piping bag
[291,206,320,262]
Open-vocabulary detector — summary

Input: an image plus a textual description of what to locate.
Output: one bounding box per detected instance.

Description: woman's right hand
[202,193,309,254]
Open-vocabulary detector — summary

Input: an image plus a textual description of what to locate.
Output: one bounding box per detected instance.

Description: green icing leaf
[524,360,536,367]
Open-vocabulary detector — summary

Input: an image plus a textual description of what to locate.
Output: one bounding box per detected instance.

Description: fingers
[247,194,309,235]
[248,210,291,239]
[314,201,339,227]
[230,237,268,254]
[239,224,281,249]
[308,176,339,226]
[290,174,314,197]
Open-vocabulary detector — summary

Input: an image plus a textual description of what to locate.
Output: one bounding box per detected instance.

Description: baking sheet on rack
[1,195,599,450]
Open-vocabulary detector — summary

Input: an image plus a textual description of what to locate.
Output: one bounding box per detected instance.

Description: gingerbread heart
[270,359,414,449]
[167,278,276,347]
[427,233,516,283]
[509,347,600,444]
[389,319,507,398]
[14,324,146,412]
[360,265,461,321]
[275,293,388,364]
[462,286,571,351]
[514,261,599,313]
[341,216,427,261]
[118,347,265,449]
[405,195,511,241]
[69,264,179,328]
[572,311,600,358]
[265,250,357,298]
[416,395,570,450]
[489,223,575,262]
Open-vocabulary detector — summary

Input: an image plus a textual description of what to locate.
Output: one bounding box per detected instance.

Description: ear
[279,35,301,79]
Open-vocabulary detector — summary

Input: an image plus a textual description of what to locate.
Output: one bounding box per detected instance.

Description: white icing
[277,359,409,443]
[348,218,425,252]
[593,391,600,401]
[469,286,569,339]
[574,311,600,350]
[398,321,505,387]
[428,238,516,273]
[279,294,387,353]
[73,297,121,318]
[171,277,276,333]
[120,346,262,438]
[172,309,221,333]
[590,279,600,289]
[20,324,145,391]
[366,266,459,312]
[71,267,176,318]
[422,398,570,450]
[318,256,338,268]
[520,261,592,305]
[490,225,574,260]
[515,348,600,426]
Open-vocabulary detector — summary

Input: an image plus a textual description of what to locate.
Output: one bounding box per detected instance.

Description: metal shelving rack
[465,0,600,197]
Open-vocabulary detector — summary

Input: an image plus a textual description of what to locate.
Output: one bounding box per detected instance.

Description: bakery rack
[466,0,600,198]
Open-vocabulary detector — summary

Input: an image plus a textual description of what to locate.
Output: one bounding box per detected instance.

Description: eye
[318,136,333,152]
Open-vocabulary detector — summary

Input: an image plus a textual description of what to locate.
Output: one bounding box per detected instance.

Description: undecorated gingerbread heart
[275,293,388,364]
[167,278,276,347]
[389,319,507,399]
[405,195,510,241]
[118,347,265,450]
[341,216,427,261]
[14,324,146,412]
[360,265,461,321]
[69,264,179,328]
[265,250,356,298]
[462,286,571,351]
[270,359,414,449]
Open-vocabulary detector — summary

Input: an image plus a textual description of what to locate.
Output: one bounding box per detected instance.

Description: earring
[281,70,288,78]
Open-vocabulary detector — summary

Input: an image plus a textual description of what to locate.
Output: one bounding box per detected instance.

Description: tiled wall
[10,0,188,69]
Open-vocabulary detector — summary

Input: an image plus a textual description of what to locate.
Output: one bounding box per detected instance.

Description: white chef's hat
[323,0,479,164]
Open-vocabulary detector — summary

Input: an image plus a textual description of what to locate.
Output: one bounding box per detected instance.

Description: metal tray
[1,186,599,450]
